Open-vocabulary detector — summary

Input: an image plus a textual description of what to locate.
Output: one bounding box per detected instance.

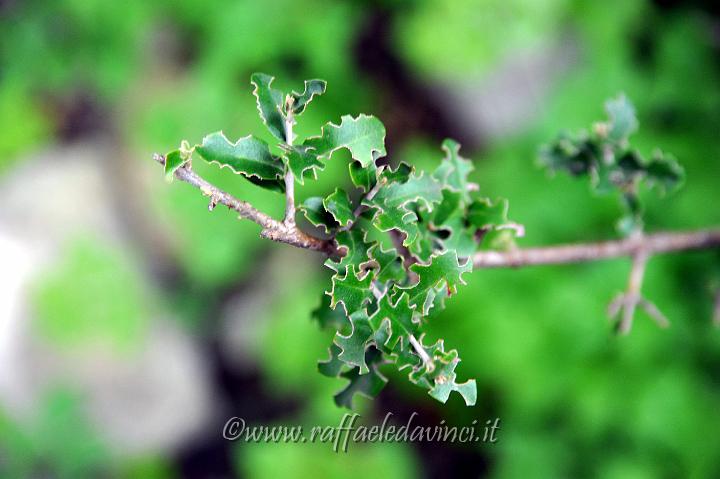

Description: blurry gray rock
[0,142,213,456]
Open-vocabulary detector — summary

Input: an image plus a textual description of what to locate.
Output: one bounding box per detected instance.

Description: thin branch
[152,153,719,270]
[714,289,720,328]
[473,229,720,268]
[283,98,296,227]
[152,154,334,254]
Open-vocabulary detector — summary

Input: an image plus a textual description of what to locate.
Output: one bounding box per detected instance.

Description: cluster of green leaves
[538,95,684,235]
[164,74,520,407]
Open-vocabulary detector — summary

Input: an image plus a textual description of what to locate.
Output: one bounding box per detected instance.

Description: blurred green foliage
[31,238,151,353]
[1,0,719,478]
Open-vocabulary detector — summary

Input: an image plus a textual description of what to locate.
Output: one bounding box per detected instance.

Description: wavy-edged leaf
[305,114,386,167]
[349,159,378,193]
[299,197,338,234]
[195,132,283,179]
[360,244,405,285]
[164,149,189,181]
[370,171,443,213]
[281,144,323,185]
[368,292,418,350]
[328,265,373,316]
[433,139,475,202]
[250,72,286,141]
[325,228,374,275]
[290,79,327,115]
[335,310,374,373]
[334,348,387,409]
[323,188,354,227]
[401,251,472,315]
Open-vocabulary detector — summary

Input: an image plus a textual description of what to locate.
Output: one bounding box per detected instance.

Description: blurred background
[1,0,720,477]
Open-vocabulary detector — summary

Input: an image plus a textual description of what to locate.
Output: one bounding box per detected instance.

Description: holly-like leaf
[334,348,387,409]
[382,162,413,184]
[401,251,472,315]
[290,79,327,115]
[312,294,348,332]
[300,197,339,234]
[433,139,476,202]
[349,160,378,193]
[250,73,286,141]
[370,171,443,213]
[432,189,463,227]
[325,228,374,275]
[425,343,476,406]
[360,244,406,284]
[369,205,420,247]
[194,132,284,191]
[318,343,345,377]
[335,310,374,373]
[281,144,324,185]
[305,114,386,167]
[467,197,511,229]
[323,188,355,228]
[368,292,418,350]
[328,265,373,316]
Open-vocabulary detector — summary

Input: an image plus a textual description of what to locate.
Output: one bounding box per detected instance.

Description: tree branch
[472,229,720,268]
[152,154,335,254]
[152,153,719,270]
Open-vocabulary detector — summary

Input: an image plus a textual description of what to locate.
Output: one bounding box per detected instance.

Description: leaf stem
[408,334,435,373]
[283,99,296,227]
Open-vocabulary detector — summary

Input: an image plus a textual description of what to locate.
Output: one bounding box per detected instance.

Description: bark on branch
[152,154,335,254]
[472,230,720,268]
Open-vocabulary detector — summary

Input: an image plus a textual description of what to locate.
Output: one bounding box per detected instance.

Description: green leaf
[164,140,194,180]
[334,348,387,409]
[382,162,413,184]
[250,73,286,141]
[360,244,406,284]
[432,189,463,226]
[369,205,420,247]
[349,159,378,193]
[194,132,284,188]
[305,114,386,167]
[325,228,374,275]
[605,94,638,143]
[290,79,327,115]
[280,144,324,185]
[323,188,355,228]
[318,343,345,377]
[370,171,443,213]
[467,197,511,229]
[335,310,374,373]
[368,292,418,350]
[433,139,475,202]
[424,343,476,406]
[401,251,472,315]
[328,265,373,316]
[645,150,684,194]
[312,294,348,332]
[299,197,339,234]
